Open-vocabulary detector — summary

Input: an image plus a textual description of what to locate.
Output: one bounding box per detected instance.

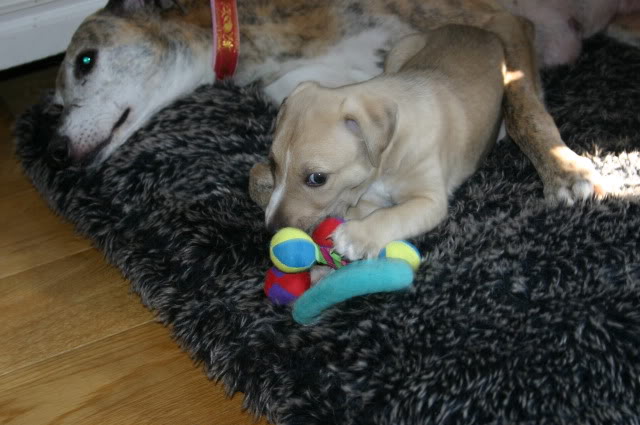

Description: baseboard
[0,0,106,71]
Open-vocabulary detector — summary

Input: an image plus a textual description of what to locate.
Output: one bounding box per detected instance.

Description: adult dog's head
[49,0,212,168]
[253,81,397,233]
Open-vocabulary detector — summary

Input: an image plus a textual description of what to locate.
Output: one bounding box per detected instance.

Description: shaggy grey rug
[15,35,640,424]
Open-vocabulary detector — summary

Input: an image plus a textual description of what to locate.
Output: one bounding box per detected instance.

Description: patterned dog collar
[211,0,239,79]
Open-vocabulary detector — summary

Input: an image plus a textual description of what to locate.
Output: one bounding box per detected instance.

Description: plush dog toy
[264,218,420,324]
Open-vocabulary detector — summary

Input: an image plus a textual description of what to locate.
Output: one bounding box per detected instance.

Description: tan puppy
[255,25,505,260]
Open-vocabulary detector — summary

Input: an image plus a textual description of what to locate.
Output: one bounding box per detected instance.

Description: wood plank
[0,322,269,425]
[0,249,154,373]
[0,188,91,279]
[0,146,32,199]
[0,103,91,278]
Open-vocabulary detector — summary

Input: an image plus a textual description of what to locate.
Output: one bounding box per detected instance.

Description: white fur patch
[332,224,365,261]
[263,20,413,103]
[96,48,214,162]
[497,119,507,143]
[360,180,395,208]
[265,149,291,225]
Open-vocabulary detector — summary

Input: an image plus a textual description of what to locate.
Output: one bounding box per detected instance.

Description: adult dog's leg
[488,14,604,204]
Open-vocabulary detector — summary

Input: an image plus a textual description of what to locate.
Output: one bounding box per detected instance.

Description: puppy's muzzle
[46,134,71,169]
[267,211,321,235]
[266,211,287,234]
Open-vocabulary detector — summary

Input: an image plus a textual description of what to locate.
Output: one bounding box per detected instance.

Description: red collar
[211,0,239,79]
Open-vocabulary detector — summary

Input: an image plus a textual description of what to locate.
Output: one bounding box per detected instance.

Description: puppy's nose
[267,219,281,234]
[266,213,287,234]
[46,135,71,169]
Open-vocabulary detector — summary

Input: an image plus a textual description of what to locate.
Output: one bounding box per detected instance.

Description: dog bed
[15,35,640,424]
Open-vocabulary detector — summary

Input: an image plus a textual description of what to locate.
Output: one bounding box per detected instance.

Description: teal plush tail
[292,259,414,325]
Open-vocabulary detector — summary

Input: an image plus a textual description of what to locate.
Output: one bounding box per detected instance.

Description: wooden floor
[0,63,268,425]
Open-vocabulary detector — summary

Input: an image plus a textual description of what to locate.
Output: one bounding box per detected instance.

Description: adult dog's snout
[46,135,71,169]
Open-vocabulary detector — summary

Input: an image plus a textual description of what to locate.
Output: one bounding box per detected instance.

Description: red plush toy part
[311,217,345,248]
[265,217,346,305]
[264,267,311,305]
[311,217,349,269]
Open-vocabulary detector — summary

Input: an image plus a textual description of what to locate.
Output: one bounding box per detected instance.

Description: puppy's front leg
[333,189,447,261]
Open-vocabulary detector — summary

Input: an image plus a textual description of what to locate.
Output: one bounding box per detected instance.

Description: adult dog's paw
[332,220,384,261]
[544,148,607,205]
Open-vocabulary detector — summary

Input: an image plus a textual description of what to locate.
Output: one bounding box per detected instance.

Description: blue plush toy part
[292,259,414,325]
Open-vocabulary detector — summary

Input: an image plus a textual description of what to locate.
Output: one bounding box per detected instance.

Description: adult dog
[52,0,639,204]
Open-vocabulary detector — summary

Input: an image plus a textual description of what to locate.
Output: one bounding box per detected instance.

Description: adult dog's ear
[342,95,398,167]
[105,0,180,15]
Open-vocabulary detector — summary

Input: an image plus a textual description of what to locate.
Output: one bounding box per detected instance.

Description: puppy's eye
[75,50,97,78]
[305,173,327,187]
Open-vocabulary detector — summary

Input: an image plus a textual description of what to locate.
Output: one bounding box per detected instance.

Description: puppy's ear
[342,95,398,167]
[249,162,274,210]
[273,81,320,132]
[273,96,288,132]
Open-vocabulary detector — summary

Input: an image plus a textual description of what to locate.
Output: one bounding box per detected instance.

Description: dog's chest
[254,19,414,103]
[360,180,395,208]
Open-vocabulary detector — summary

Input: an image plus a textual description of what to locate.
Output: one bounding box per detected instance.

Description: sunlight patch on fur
[502,62,524,86]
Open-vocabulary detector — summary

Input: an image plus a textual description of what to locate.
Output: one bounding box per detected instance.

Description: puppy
[253,25,505,260]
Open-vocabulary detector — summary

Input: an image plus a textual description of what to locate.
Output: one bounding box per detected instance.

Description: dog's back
[395,26,503,82]
[385,25,505,173]
[386,25,504,110]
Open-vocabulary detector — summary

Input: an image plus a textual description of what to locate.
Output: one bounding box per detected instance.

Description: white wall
[0,0,107,70]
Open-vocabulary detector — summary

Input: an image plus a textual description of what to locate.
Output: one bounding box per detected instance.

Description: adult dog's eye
[75,50,97,78]
[305,173,327,187]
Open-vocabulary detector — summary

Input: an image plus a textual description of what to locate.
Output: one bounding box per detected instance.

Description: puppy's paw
[332,220,385,261]
[544,149,607,205]
[310,265,332,285]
